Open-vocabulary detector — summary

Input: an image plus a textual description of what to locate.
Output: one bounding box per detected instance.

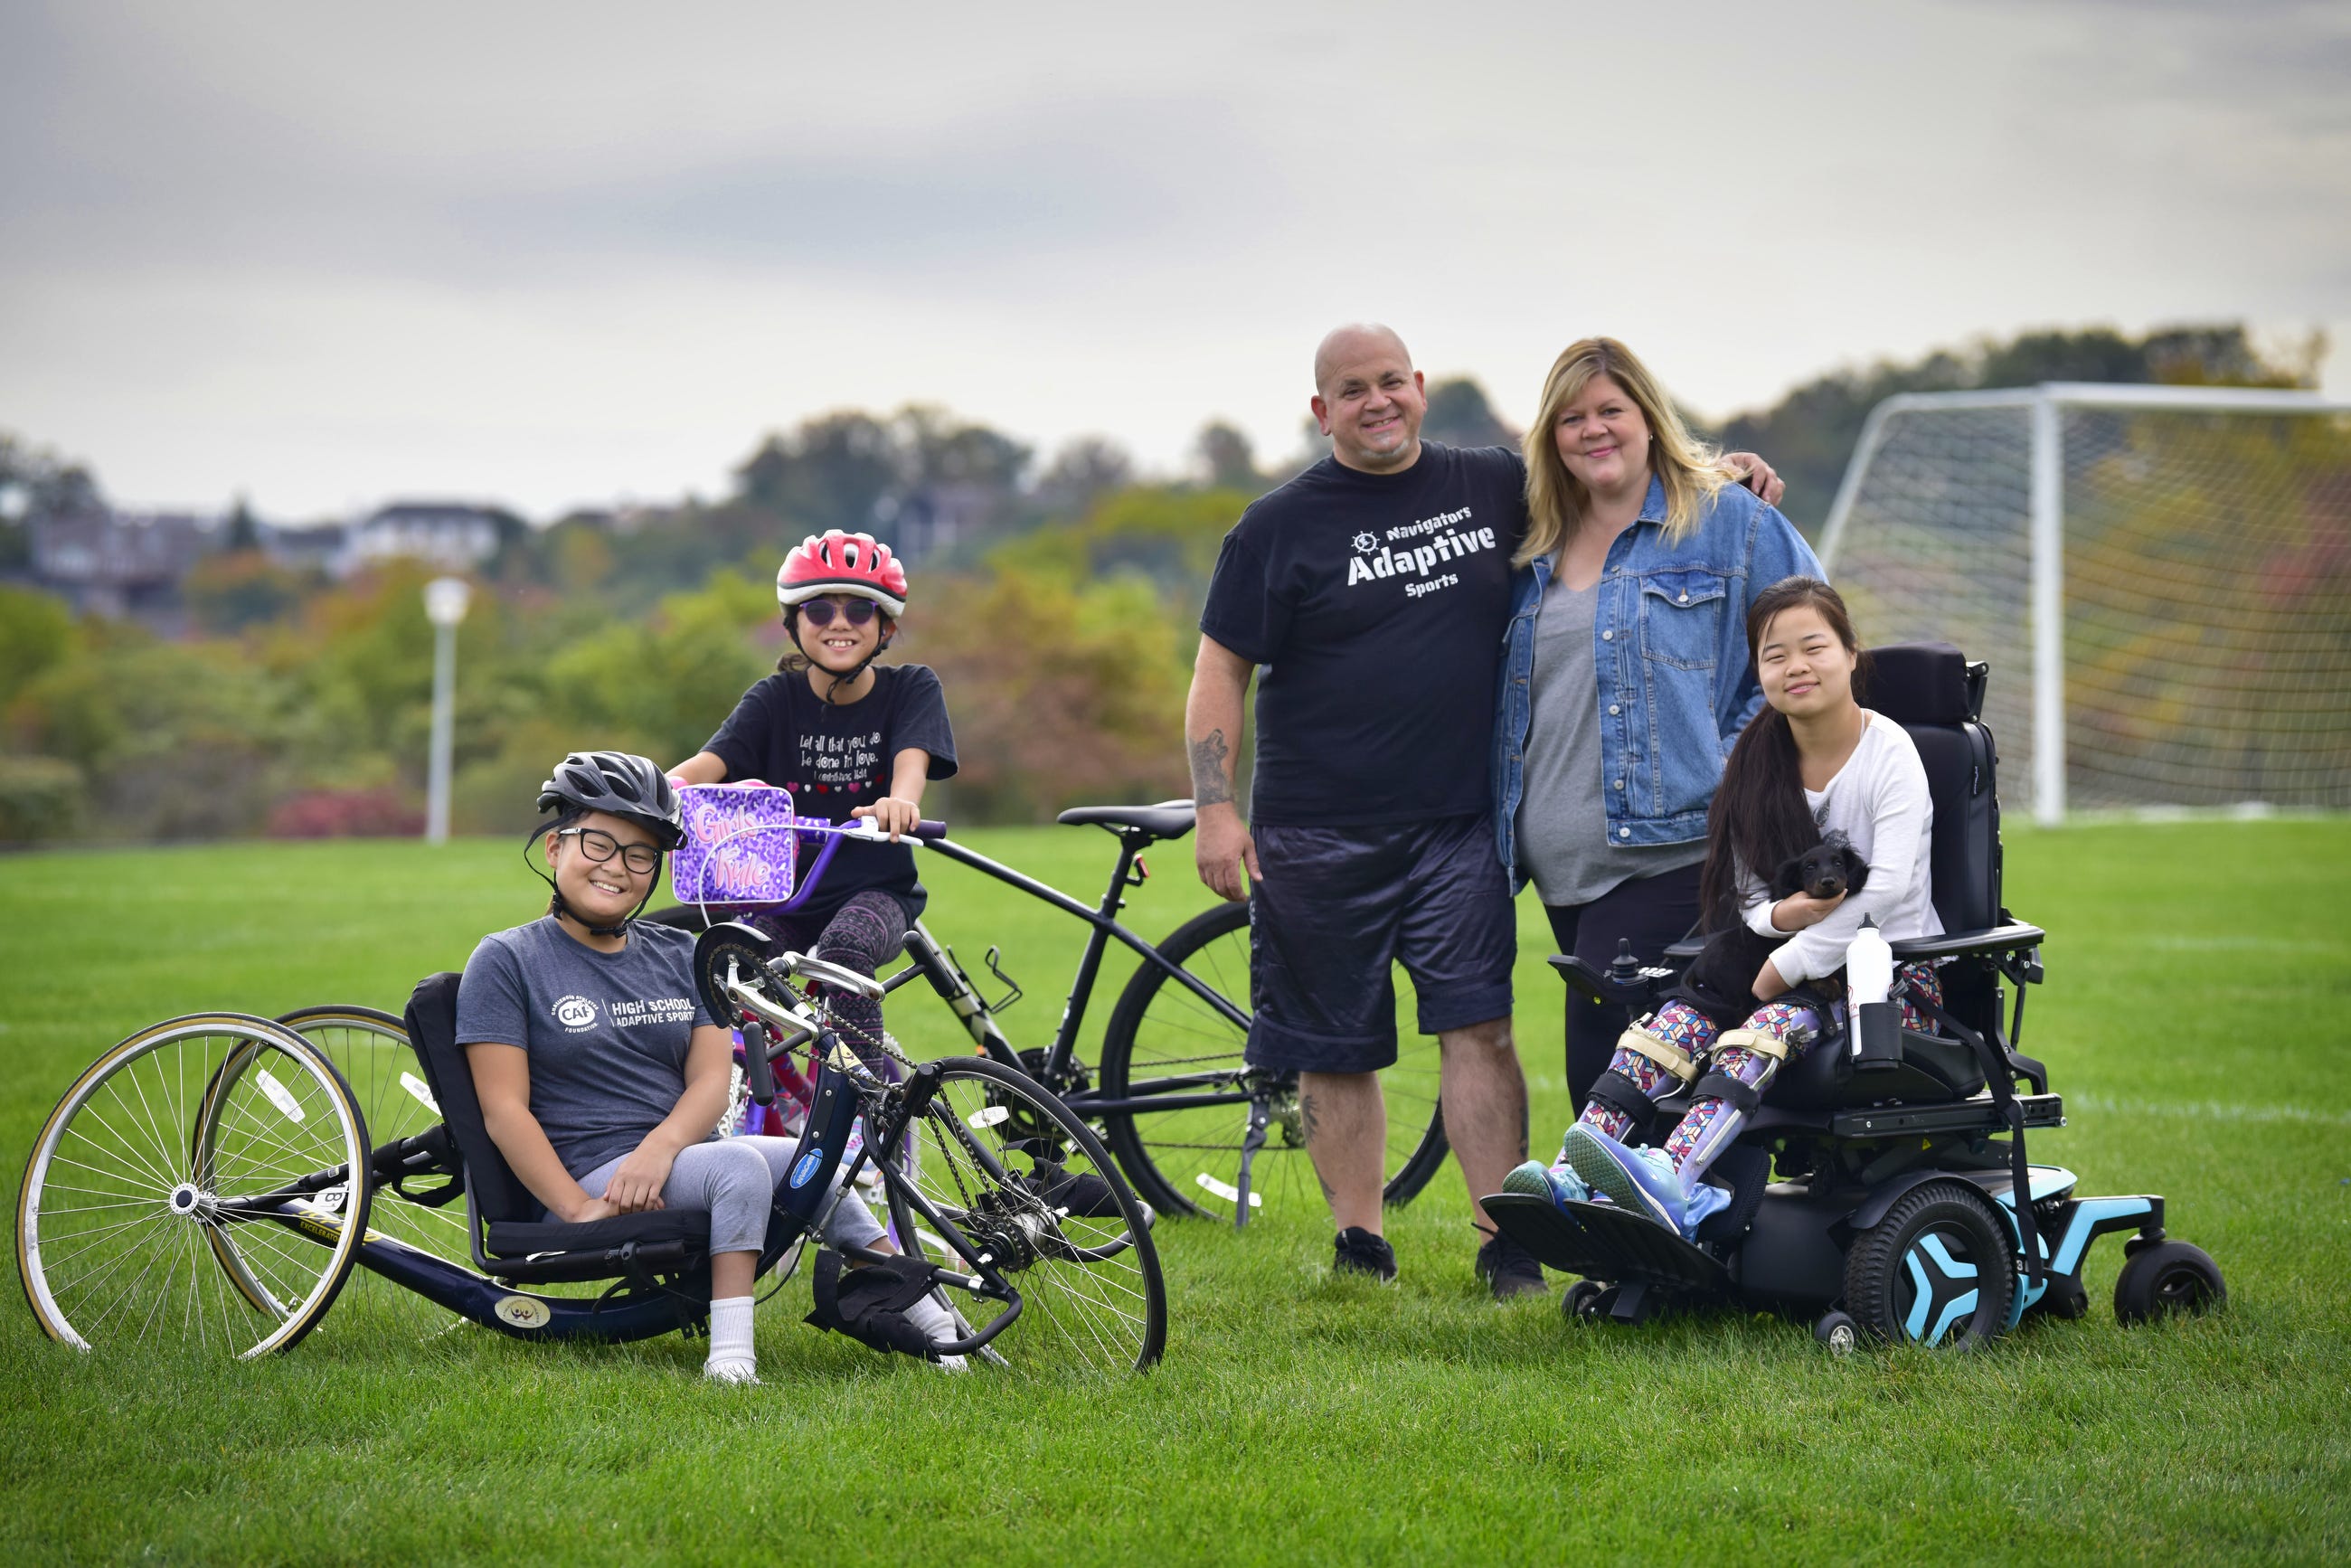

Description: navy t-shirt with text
[1198,441,1527,827]
[703,664,958,921]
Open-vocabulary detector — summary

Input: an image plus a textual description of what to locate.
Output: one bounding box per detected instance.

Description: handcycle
[654,799,1452,1227]
[15,935,1166,1373]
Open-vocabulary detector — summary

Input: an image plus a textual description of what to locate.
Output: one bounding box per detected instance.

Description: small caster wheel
[1562,1280,1607,1323]
[2114,1240,2224,1324]
[2039,1274,2090,1321]
[1814,1309,1860,1355]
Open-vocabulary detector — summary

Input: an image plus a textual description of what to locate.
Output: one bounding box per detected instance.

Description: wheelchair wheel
[274,1006,475,1335]
[2114,1240,2224,1325]
[880,1055,1166,1374]
[1842,1179,2017,1351]
[17,1015,371,1357]
[1097,900,1449,1222]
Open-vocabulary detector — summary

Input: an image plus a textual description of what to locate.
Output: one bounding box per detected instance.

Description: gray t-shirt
[454,916,715,1178]
[1515,569,1706,906]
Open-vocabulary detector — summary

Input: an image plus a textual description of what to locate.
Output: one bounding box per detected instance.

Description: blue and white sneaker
[1562,1123,1695,1235]
[1501,1158,1591,1213]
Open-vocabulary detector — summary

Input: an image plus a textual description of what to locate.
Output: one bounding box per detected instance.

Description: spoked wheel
[274,1006,477,1336]
[1096,900,1448,1222]
[17,1014,371,1357]
[1843,1179,2018,1350]
[878,1055,1165,1374]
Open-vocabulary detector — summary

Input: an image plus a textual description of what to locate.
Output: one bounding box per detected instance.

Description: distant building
[879,482,996,564]
[28,508,215,620]
[260,521,352,576]
[346,502,506,572]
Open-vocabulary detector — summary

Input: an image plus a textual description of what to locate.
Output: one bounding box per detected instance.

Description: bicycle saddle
[1054,800,1197,841]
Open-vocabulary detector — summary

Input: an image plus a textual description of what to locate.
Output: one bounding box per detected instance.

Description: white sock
[901,1289,969,1374]
[705,1295,758,1383]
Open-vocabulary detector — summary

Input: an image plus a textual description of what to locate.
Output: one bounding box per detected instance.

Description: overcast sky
[4,0,2346,520]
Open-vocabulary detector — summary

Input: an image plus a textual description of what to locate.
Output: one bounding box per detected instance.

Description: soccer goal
[1819,383,2351,824]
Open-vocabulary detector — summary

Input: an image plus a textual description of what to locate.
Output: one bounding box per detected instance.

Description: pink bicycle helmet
[775,529,908,619]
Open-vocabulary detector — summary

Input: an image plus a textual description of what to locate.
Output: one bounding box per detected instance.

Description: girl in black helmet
[670,531,957,1073]
[453,750,965,1382]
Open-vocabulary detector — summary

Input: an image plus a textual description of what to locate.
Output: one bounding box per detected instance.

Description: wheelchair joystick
[1608,940,1643,985]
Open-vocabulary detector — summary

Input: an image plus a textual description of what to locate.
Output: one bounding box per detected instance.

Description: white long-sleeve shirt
[1740,711,1942,984]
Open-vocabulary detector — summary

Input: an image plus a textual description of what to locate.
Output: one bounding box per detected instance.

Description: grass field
[4,819,2348,1564]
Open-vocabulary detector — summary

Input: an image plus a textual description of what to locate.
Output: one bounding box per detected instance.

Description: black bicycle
[658,801,1449,1225]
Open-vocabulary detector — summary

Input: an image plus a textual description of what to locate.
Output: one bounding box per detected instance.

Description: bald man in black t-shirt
[1188,324,1543,1297]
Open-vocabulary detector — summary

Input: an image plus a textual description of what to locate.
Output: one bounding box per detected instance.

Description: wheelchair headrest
[1864,642,1983,727]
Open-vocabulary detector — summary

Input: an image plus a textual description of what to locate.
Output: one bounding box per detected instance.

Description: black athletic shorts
[1245,812,1515,1074]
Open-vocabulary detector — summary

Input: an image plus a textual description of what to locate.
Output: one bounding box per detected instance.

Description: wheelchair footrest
[1483,1192,1733,1294]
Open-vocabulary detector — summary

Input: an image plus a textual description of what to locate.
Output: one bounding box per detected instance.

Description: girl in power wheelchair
[459,750,967,1382]
[1507,577,1941,1235]
[1489,577,2227,1347]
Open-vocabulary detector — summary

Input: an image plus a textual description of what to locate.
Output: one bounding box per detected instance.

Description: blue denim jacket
[1493,475,1823,881]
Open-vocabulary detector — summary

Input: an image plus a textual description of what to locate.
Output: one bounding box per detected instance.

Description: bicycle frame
[888,832,1258,1120]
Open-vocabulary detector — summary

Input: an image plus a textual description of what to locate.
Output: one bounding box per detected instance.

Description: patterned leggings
[750,891,911,1072]
[1573,962,1945,1174]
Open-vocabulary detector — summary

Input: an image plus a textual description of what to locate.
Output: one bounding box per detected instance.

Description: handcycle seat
[1055,799,1197,842]
[403,970,714,1284]
[484,1208,711,1261]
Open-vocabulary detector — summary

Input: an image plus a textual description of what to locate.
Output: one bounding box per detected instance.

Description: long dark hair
[1698,576,1869,930]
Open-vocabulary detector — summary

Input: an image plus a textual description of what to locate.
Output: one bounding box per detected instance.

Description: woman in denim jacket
[1492,338,1820,1108]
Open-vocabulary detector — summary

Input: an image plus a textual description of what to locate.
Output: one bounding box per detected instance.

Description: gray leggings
[576,1135,884,1256]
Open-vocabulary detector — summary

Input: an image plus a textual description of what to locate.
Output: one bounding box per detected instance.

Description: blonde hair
[1516,337,1736,568]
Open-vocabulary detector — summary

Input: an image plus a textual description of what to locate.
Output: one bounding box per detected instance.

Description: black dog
[1669,833,1870,1030]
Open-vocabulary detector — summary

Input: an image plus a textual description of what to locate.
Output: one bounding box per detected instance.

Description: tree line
[0,322,2320,845]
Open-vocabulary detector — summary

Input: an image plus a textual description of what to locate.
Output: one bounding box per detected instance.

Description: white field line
[2067,1092,2351,1129]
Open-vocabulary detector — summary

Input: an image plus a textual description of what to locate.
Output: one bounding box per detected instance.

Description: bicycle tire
[879,1055,1165,1374]
[272,1006,499,1330]
[1095,901,1449,1223]
[19,1014,371,1357]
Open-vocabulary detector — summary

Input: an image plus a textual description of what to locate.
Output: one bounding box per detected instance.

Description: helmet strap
[788,610,892,707]
[526,824,664,939]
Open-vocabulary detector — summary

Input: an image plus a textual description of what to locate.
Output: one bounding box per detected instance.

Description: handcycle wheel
[272,1006,477,1334]
[878,1055,1166,1374]
[17,1014,372,1357]
[1095,900,1449,1222]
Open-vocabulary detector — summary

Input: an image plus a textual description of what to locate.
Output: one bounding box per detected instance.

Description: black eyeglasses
[799,598,878,628]
[556,827,660,874]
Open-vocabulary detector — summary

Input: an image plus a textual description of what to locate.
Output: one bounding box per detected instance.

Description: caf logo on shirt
[553,995,599,1030]
[1352,531,1378,553]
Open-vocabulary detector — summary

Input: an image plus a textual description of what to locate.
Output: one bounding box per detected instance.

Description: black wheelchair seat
[403,970,713,1286]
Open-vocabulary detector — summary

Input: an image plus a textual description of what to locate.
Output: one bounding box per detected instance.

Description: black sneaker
[1333,1226,1398,1283]
[1476,1231,1548,1300]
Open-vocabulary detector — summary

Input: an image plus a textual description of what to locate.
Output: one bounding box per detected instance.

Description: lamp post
[422,577,472,845]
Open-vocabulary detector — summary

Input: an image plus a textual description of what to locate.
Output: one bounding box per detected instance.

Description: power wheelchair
[16,928,1166,1373]
[1484,642,2226,1351]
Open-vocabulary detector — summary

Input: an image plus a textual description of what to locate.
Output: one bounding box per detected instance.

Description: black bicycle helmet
[536,750,685,850]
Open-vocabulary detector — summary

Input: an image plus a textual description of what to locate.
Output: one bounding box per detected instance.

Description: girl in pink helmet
[669,530,957,1065]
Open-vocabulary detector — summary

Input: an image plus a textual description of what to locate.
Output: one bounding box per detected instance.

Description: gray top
[1514,567,1706,906]
[455,916,715,1177]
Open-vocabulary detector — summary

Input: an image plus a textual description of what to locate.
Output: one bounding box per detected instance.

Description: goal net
[1820,384,2351,823]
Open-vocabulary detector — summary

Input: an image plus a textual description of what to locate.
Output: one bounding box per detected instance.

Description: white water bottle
[1846,916,1896,1063]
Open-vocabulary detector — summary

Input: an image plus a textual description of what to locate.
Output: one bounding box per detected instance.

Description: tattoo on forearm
[1189,728,1234,807]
